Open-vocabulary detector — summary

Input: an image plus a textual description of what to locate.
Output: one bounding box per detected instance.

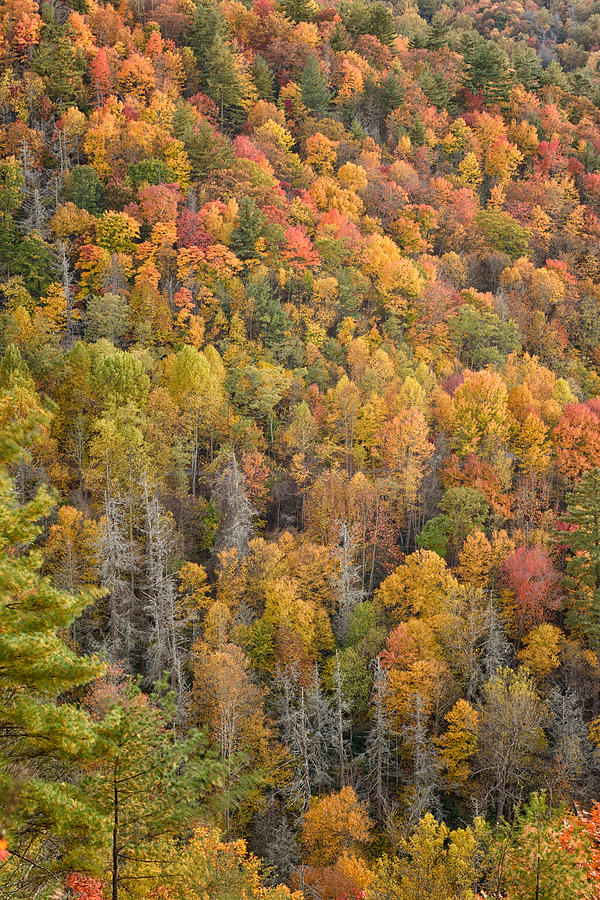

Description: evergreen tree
[187,0,227,70]
[65,166,104,215]
[511,42,543,92]
[301,53,331,116]
[367,2,396,46]
[31,11,85,108]
[280,0,314,23]
[252,54,275,101]
[249,276,289,348]
[419,66,453,111]
[562,467,600,650]
[462,37,512,106]
[0,414,107,895]
[425,14,449,50]
[205,36,248,128]
[230,197,265,261]
[85,677,223,900]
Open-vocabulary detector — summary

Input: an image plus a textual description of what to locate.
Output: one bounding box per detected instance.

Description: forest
[5,0,600,895]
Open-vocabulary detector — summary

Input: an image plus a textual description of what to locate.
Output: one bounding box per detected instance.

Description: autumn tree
[301,786,372,866]
[476,668,547,821]
[369,813,483,900]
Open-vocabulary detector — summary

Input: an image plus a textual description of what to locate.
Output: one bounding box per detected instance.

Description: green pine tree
[367,2,396,46]
[187,0,227,71]
[248,275,289,347]
[462,37,512,106]
[85,678,223,900]
[511,42,543,92]
[252,54,275,101]
[65,165,105,215]
[230,198,265,261]
[301,53,331,116]
[31,8,85,108]
[562,467,600,650]
[205,36,248,128]
[280,0,314,23]
[425,14,448,49]
[0,410,107,895]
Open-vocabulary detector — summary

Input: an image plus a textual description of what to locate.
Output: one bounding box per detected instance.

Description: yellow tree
[301,786,372,866]
[44,505,99,592]
[369,813,483,900]
[452,370,510,460]
[436,699,479,791]
[376,550,458,623]
[377,407,433,542]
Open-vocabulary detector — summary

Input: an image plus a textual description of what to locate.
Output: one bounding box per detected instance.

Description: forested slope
[4,0,600,896]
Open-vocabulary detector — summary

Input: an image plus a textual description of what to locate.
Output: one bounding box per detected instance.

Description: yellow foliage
[305,132,338,175]
[457,152,482,191]
[302,787,372,866]
[337,162,367,193]
[255,119,295,150]
[377,550,458,622]
[517,624,564,680]
[436,699,479,789]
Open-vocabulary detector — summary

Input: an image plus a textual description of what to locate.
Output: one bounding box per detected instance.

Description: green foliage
[249,276,290,347]
[448,304,521,369]
[419,66,454,112]
[341,0,397,44]
[10,233,58,300]
[462,37,512,105]
[205,36,249,126]
[85,292,131,345]
[252,55,275,100]
[32,17,85,107]
[175,110,234,178]
[280,0,314,23]
[301,54,332,116]
[84,678,224,899]
[562,468,600,649]
[230,197,266,260]
[484,792,592,900]
[476,209,531,260]
[126,159,177,187]
[0,414,106,894]
[440,487,490,551]
[416,514,453,557]
[65,166,104,214]
[511,42,543,91]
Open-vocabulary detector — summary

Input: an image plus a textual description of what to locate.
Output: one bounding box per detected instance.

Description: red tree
[501,546,561,633]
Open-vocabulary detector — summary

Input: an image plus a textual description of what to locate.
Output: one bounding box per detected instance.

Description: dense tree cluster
[5,0,600,896]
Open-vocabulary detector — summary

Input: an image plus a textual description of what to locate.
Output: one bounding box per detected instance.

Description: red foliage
[282,225,320,271]
[500,546,561,631]
[136,183,182,226]
[441,453,511,517]
[176,209,211,248]
[535,139,566,178]
[380,623,418,670]
[554,402,600,480]
[65,873,106,900]
[253,0,273,17]
[233,135,270,168]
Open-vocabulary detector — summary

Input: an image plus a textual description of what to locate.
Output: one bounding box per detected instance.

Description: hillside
[3,0,600,896]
